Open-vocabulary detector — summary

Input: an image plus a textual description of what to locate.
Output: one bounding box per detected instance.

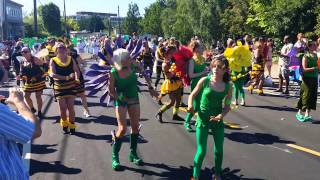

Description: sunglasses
[21,51,29,54]
[212,64,223,69]
[57,46,66,50]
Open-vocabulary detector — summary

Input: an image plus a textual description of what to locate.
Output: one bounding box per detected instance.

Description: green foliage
[140,0,164,36]
[66,18,80,31]
[40,2,62,36]
[23,12,48,37]
[140,0,320,44]
[122,3,141,34]
[220,0,249,36]
[247,0,318,38]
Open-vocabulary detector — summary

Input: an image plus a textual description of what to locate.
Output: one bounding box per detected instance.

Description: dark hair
[189,40,201,53]
[210,58,230,83]
[160,45,176,57]
[307,41,316,52]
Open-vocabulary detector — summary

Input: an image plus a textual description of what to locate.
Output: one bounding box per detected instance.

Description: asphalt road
[1,60,319,180]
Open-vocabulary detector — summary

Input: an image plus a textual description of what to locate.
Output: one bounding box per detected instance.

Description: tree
[246,0,318,38]
[40,2,62,35]
[172,0,194,43]
[23,12,47,37]
[220,0,250,37]
[140,0,165,36]
[122,3,141,34]
[66,18,80,31]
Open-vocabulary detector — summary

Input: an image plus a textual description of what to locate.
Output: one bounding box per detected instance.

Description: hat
[112,48,130,70]
[21,47,30,52]
[55,42,66,49]
[0,54,9,60]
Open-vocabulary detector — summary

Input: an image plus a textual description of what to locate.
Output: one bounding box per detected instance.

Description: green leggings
[193,122,224,178]
[233,78,245,100]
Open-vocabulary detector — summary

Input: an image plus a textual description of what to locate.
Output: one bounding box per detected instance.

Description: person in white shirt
[275,35,293,94]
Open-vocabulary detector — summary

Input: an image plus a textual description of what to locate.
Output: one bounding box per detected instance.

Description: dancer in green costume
[109,49,158,170]
[188,58,232,180]
[184,40,208,132]
[231,67,247,106]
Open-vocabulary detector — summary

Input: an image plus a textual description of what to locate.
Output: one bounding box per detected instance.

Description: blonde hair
[112,48,130,70]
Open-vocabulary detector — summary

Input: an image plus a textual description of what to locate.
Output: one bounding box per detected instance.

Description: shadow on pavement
[225,132,294,145]
[31,144,57,154]
[245,105,297,112]
[124,162,263,179]
[219,167,265,180]
[74,131,112,141]
[311,120,320,124]
[29,160,82,175]
[92,115,117,125]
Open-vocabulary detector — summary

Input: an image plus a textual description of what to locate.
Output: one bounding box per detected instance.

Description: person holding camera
[0,88,41,180]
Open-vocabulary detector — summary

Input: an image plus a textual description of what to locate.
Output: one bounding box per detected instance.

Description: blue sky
[15,0,156,17]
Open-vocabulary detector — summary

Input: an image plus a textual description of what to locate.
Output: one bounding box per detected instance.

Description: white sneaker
[212,175,222,180]
[240,99,246,106]
[83,111,92,118]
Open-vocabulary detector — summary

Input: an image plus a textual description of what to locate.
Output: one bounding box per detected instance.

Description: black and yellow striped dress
[21,57,46,93]
[70,49,85,94]
[52,56,77,99]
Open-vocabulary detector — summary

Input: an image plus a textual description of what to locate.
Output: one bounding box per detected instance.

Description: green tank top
[190,59,206,90]
[303,52,319,78]
[196,76,230,127]
[111,65,139,99]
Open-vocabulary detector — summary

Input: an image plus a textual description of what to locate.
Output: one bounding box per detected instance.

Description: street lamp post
[33,0,38,36]
[63,0,67,36]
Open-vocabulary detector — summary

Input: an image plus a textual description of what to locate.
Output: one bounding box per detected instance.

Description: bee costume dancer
[49,43,80,134]
[20,47,46,118]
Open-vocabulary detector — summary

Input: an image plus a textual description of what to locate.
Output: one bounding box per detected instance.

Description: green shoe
[111,131,122,170]
[296,113,305,122]
[184,122,193,132]
[303,115,313,122]
[129,133,143,166]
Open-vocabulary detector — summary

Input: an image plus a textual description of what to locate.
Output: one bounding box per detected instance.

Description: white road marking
[258,144,292,154]
[22,142,31,172]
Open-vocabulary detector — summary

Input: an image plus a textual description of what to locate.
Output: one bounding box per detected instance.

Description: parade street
[1,60,319,180]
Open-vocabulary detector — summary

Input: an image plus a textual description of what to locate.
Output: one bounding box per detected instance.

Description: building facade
[68,11,125,34]
[68,11,117,21]
[0,0,23,40]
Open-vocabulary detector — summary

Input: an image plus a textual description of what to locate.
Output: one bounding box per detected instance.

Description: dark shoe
[60,119,69,133]
[69,122,76,135]
[155,112,163,123]
[63,127,69,133]
[274,89,283,93]
[184,122,193,132]
[70,128,76,135]
[172,114,184,121]
[180,102,188,107]
[282,90,289,95]
[37,111,43,119]
[31,108,36,113]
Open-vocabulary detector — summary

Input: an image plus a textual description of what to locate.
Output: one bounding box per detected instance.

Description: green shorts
[114,98,139,107]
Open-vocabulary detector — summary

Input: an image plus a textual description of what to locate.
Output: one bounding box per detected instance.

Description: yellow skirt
[160,79,183,95]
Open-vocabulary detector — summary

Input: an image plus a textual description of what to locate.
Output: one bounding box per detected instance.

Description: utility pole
[33,0,38,36]
[118,5,121,34]
[63,0,67,36]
